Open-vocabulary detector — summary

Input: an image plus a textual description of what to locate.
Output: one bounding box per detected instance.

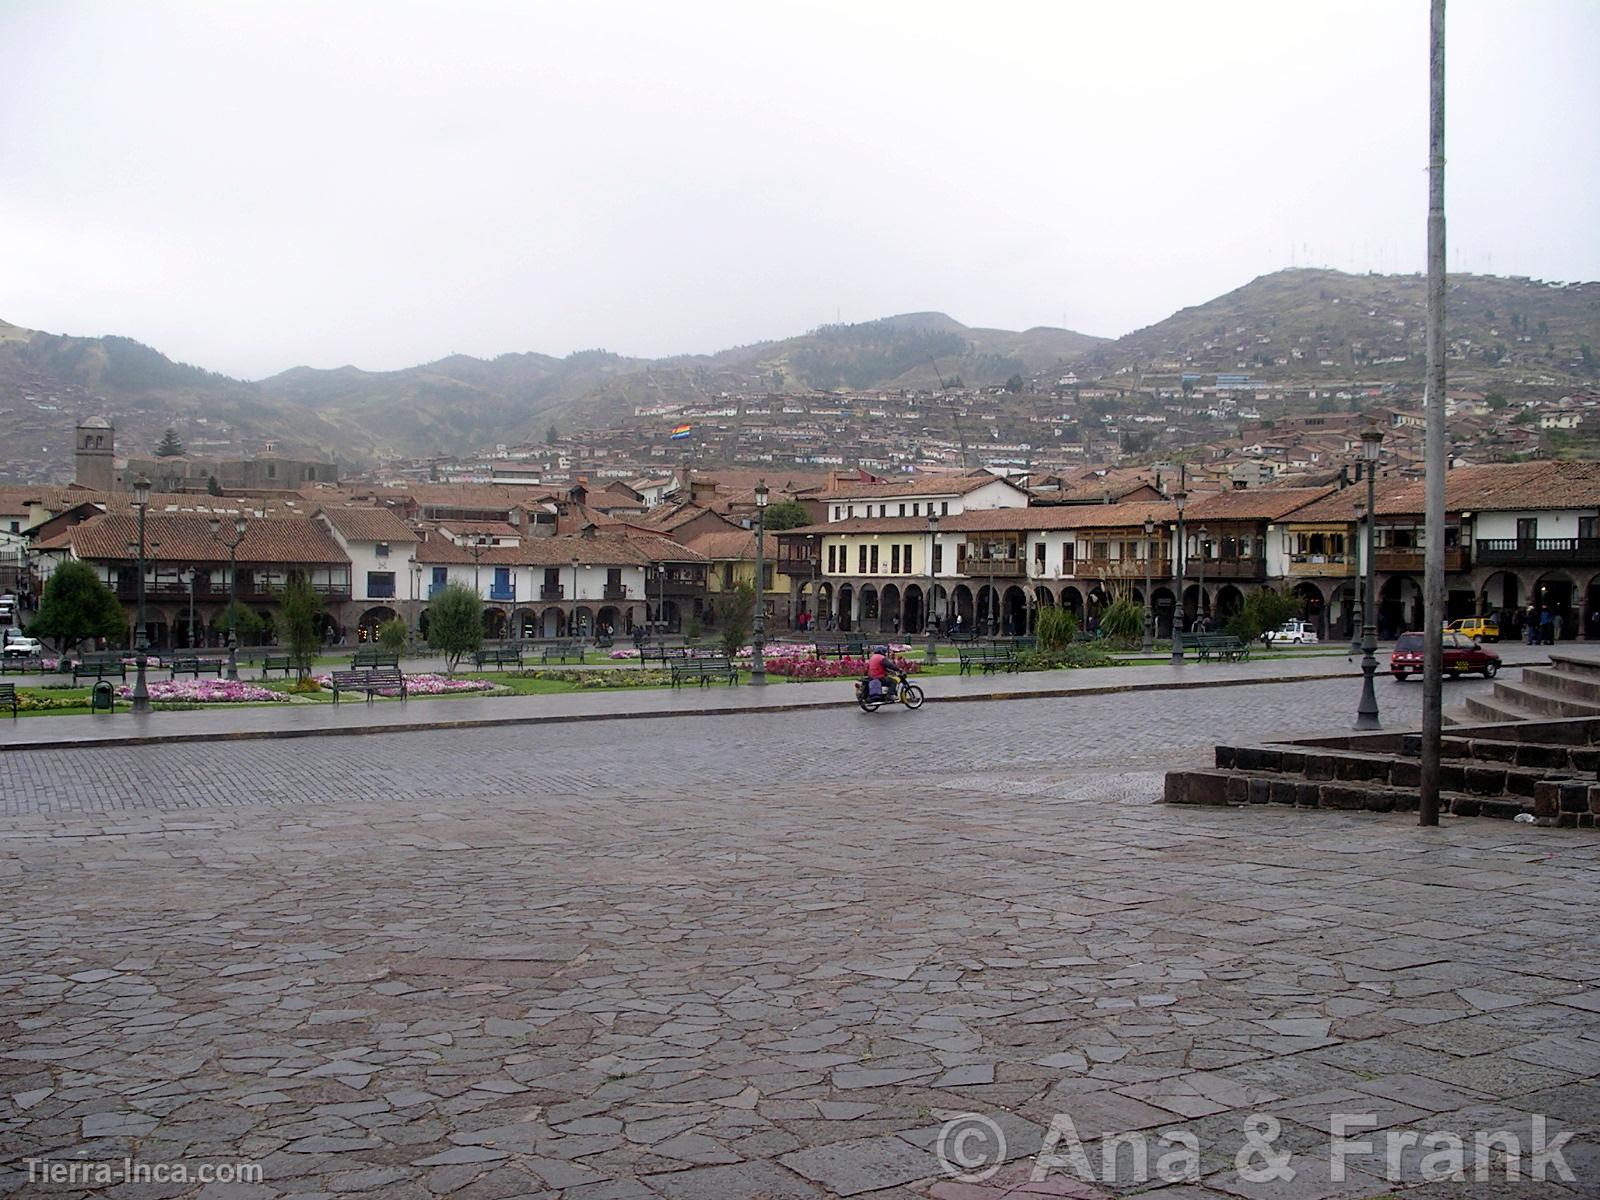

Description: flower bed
[115,679,287,703]
[516,668,674,689]
[764,655,919,679]
[311,673,497,697]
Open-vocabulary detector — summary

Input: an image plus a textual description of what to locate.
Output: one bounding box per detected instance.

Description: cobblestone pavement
[2,677,1597,1199]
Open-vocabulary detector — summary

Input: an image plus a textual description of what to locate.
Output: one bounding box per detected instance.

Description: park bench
[170,655,226,678]
[260,653,295,677]
[351,648,400,668]
[0,656,44,675]
[71,655,128,683]
[473,645,524,669]
[329,666,407,704]
[814,638,866,660]
[669,656,739,687]
[0,682,14,719]
[594,633,614,649]
[640,644,688,667]
[539,641,583,664]
[1182,633,1251,662]
[958,646,1016,676]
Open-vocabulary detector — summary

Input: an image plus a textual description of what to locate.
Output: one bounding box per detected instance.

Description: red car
[1389,631,1501,680]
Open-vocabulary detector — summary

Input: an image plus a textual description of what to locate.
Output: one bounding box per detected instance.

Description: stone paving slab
[1,675,1596,1197]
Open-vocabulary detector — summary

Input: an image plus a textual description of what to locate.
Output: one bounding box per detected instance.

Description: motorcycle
[855,670,924,713]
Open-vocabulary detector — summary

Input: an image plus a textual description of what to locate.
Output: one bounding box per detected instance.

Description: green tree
[376,618,409,653]
[546,423,560,445]
[28,560,127,654]
[1225,590,1302,643]
[1486,393,1508,411]
[761,499,812,531]
[277,572,324,679]
[1004,373,1025,394]
[715,581,755,659]
[426,582,483,676]
[206,474,223,495]
[216,600,264,646]
[154,427,185,457]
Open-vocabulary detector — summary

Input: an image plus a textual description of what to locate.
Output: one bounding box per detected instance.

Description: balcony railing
[777,556,818,578]
[1065,558,1173,580]
[963,558,1024,577]
[602,584,629,600]
[1375,547,1467,573]
[540,584,565,600]
[1475,538,1600,567]
[1288,554,1356,577]
[1196,557,1268,581]
[488,585,516,601]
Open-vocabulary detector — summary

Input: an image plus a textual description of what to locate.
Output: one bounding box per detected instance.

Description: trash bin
[91,680,114,714]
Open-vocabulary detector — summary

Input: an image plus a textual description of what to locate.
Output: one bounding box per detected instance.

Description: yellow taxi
[1445,616,1500,643]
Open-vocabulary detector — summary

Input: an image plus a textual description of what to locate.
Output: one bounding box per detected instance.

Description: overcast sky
[3,1,1597,380]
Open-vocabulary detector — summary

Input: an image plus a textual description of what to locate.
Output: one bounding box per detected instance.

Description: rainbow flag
[670,423,693,440]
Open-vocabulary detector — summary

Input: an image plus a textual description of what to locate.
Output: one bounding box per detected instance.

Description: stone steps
[1166,709,1600,828]
[1464,652,1600,723]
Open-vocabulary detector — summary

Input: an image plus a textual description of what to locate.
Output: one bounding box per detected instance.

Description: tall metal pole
[1142,516,1154,653]
[751,481,768,685]
[925,514,939,664]
[130,479,151,712]
[1349,495,1365,653]
[1196,527,1208,630]
[1355,427,1383,730]
[1169,492,1187,666]
[1419,0,1447,825]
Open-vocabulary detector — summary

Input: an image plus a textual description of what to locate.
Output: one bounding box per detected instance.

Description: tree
[761,499,812,531]
[28,560,126,654]
[546,423,560,445]
[715,581,756,659]
[277,572,324,680]
[426,582,483,676]
[154,427,185,457]
[206,474,223,495]
[376,618,409,653]
[1225,590,1302,643]
[216,599,264,646]
[1486,393,1508,411]
[1004,373,1025,394]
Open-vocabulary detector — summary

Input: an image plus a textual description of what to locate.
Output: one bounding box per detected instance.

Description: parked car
[1446,616,1500,643]
[1,635,42,658]
[1389,630,1500,680]
[1264,620,1319,645]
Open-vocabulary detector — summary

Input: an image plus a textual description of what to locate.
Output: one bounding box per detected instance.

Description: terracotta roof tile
[67,513,350,566]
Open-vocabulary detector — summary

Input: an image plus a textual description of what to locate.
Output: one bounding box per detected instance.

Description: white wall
[1474,509,1594,540]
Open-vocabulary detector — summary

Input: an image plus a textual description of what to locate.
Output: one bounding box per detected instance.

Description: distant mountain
[1084,268,1599,386]
[2,272,1595,482]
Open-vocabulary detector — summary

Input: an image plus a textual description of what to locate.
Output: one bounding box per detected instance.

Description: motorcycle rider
[866,645,896,700]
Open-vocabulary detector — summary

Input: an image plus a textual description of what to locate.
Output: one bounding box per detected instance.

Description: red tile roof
[67,513,350,566]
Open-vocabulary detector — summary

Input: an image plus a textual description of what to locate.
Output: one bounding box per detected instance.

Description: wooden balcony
[602,584,629,600]
[776,555,818,578]
[1375,547,1467,573]
[1288,555,1356,578]
[1197,557,1268,581]
[963,558,1024,577]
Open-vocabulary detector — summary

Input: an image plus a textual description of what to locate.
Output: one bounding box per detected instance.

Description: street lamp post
[181,567,196,649]
[751,480,769,685]
[1195,526,1208,631]
[209,515,248,680]
[571,554,581,639]
[1169,491,1187,666]
[1355,424,1385,730]
[1142,515,1155,652]
[925,512,939,664]
[1350,498,1366,653]
[130,474,152,712]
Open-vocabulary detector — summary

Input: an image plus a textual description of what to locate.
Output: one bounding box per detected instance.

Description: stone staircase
[1456,651,1600,724]
[1165,713,1600,827]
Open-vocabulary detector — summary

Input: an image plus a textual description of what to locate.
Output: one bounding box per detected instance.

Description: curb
[0,669,1363,754]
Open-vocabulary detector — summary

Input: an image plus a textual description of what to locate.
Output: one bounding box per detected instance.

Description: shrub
[515,668,675,688]
[1035,606,1079,651]
[1096,598,1144,645]
[1015,645,1115,672]
[765,655,919,679]
[376,618,409,653]
[1226,590,1303,643]
[277,572,324,679]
